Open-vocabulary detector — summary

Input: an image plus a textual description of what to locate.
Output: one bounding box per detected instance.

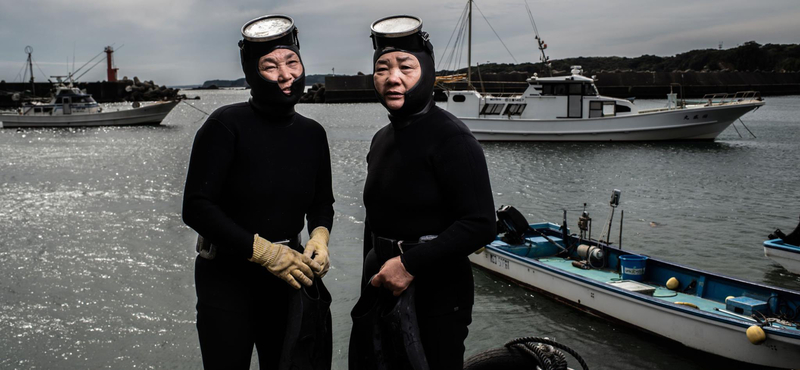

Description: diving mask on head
[239,15,306,115]
[370,15,435,118]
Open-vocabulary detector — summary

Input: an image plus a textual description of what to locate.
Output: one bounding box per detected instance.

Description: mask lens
[371,16,422,38]
[242,15,294,42]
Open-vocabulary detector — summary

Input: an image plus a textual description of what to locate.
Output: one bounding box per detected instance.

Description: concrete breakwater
[323,71,800,103]
[0,77,182,108]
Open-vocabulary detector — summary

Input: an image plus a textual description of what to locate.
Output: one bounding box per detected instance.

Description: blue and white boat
[471,214,800,368]
[764,239,800,275]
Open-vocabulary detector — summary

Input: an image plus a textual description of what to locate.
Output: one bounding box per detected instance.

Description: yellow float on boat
[666,277,679,290]
[746,326,766,345]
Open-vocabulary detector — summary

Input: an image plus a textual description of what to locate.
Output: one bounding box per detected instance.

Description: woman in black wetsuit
[359,15,496,370]
[182,15,334,370]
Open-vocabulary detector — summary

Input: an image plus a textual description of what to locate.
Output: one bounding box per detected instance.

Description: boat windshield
[540,82,596,96]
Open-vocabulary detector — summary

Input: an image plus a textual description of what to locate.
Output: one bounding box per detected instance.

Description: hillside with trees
[445,42,800,76]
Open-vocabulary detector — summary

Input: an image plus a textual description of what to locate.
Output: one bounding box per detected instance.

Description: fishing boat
[764,239,800,275]
[439,1,765,141]
[0,82,178,129]
[443,68,764,141]
[470,197,800,368]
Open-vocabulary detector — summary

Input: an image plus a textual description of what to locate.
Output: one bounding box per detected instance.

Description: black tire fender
[463,347,542,370]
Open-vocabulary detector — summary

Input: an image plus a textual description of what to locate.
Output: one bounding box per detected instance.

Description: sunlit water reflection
[1,90,798,369]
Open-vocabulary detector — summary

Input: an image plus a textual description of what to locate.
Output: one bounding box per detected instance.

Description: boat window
[569,84,582,95]
[541,84,553,95]
[616,104,631,113]
[481,103,505,115]
[553,84,567,95]
[602,102,615,116]
[589,101,616,117]
[452,95,466,103]
[584,84,597,96]
[504,104,526,116]
[568,95,582,118]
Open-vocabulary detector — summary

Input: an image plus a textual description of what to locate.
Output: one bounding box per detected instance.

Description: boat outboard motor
[370,15,436,118]
[239,14,306,115]
[497,205,531,245]
[770,214,800,246]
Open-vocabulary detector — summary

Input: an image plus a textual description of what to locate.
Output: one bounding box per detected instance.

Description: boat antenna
[619,210,623,250]
[524,0,551,76]
[599,189,621,244]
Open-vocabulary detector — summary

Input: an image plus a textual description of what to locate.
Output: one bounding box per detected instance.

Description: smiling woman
[182,14,334,370]
[258,48,304,96]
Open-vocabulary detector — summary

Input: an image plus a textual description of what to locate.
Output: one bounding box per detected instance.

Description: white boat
[443,67,764,141]
[471,220,800,368]
[0,83,179,128]
[438,1,764,141]
[764,239,800,275]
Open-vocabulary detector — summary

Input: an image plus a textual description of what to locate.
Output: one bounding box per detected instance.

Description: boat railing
[699,91,762,106]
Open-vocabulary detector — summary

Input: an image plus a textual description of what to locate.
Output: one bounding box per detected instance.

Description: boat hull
[470,243,800,368]
[461,102,763,141]
[0,100,179,128]
[764,239,800,275]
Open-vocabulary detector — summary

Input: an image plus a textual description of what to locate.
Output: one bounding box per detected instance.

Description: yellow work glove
[303,227,331,277]
[249,234,320,289]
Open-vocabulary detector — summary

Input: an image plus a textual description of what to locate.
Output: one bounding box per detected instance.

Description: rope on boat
[754,296,799,328]
[738,118,757,138]
[181,99,211,124]
[181,99,210,116]
[505,337,589,370]
[731,121,743,138]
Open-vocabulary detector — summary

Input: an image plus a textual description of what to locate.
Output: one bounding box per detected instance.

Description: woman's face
[259,48,303,95]
[373,51,421,110]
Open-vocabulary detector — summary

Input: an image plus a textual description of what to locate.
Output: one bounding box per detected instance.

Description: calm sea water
[1,90,798,369]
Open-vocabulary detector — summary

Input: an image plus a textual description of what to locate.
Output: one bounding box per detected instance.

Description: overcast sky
[1,0,798,86]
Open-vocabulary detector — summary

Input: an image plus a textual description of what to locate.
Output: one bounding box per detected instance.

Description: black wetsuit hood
[240,39,306,117]
[372,34,436,121]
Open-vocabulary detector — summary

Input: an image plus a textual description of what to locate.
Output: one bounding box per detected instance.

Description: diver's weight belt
[371,233,436,261]
[196,234,301,260]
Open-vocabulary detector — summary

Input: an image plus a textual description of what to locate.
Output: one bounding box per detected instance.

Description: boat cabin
[444,66,638,120]
[21,84,101,116]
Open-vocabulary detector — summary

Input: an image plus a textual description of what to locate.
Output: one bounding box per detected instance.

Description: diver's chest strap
[371,233,436,261]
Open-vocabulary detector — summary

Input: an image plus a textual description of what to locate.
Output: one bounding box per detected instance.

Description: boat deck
[537,257,727,313]
[489,231,799,332]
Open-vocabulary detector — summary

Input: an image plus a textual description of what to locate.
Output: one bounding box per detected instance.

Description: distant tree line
[440,42,800,76]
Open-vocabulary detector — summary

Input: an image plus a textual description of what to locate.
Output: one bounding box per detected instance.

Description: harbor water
[1,90,798,369]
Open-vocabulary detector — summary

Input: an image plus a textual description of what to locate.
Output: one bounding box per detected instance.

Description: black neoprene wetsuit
[362,104,496,316]
[183,101,334,312]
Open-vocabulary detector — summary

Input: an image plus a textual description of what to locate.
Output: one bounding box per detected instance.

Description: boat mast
[468,0,472,89]
[25,46,35,96]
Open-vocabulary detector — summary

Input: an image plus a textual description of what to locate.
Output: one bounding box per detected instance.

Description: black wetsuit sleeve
[306,131,335,233]
[401,133,496,275]
[182,118,254,259]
